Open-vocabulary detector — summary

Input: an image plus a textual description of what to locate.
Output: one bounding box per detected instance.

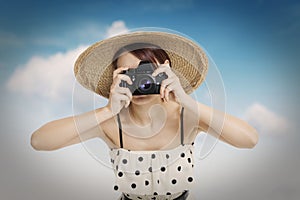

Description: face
[116,52,161,105]
[116,52,141,69]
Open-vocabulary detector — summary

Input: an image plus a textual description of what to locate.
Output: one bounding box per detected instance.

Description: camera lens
[138,76,154,93]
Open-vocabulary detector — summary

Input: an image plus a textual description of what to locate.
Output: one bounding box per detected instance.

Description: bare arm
[196,102,259,148]
[180,94,259,148]
[31,106,114,151]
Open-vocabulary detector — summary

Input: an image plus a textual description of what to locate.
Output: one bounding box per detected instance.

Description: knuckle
[113,69,119,76]
[116,74,122,79]
[161,80,166,85]
[110,83,115,90]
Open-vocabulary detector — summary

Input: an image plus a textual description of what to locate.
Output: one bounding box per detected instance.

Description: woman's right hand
[106,67,133,116]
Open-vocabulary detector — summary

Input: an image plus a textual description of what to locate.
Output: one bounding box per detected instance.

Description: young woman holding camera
[31,31,258,200]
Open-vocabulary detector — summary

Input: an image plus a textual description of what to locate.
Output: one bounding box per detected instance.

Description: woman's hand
[152,60,187,104]
[106,67,133,116]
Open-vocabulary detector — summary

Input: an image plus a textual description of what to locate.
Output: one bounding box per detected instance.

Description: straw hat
[74,31,208,99]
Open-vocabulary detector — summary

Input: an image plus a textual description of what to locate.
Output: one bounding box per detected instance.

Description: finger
[160,84,166,98]
[115,87,132,100]
[108,94,130,113]
[116,74,133,85]
[114,87,132,108]
[160,62,171,68]
[125,99,130,108]
[113,67,129,79]
[160,78,174,98]
[114,93,130,106]
[111,74,133,90]
[164,86,172,102]
[152,65,171,77]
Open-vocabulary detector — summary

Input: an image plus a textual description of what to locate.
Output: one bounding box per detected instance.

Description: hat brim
[74,31,208,99]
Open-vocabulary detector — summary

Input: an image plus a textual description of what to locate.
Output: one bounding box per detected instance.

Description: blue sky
[1,0,300,199]
[1,0,299,116]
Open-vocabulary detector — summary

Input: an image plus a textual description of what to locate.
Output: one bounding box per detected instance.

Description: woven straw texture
[74,31,208,98]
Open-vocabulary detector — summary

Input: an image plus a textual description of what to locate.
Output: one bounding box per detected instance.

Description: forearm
[197,102,259,148]
[73,106,114,134]
[31,106,113,151]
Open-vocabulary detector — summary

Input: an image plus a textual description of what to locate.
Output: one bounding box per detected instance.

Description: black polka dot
[148,167,152,172]
[153,192,158,195]
[113,185,118,190]
[188,177,193,182]
[138,197,142,199]
[131,183,136,189]
[166,192,171,195]
[145,180,149,186]
[166,154,169,159]
[122,159,127,164]
[190,150,193,154]
[116,165,118,170]
[161,166,166,172]
[151,197,156,200]
[192,142,194,145]
[157,179,160,184]
[118,172,123,177]
[138,156,143,162]
[192,164,194,168]
[117,150,120,156]
[135,170,140,176]
[187,158,191,163]
[171,179,177,184]
[181,153,185,158]
[177,166,182,171]
[151,154,156,159]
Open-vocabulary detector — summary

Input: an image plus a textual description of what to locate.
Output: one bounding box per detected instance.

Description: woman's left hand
[152,60,187,104]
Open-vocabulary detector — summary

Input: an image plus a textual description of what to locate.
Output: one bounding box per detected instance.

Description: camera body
[119,61,168,95]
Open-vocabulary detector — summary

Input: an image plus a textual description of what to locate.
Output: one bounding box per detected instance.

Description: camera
[119,61,168,95]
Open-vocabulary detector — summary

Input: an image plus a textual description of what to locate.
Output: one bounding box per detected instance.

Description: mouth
[133,94,148,98]
[133,94,160,101]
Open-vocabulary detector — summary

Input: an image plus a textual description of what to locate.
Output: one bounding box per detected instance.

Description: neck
[127,95,180,126]
[128,96,161,125]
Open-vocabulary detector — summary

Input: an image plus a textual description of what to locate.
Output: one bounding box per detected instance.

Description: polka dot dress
[110,107,195,199]
[110,143,195,199]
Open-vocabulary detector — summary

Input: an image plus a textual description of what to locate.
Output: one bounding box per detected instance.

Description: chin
[131,94,160,104]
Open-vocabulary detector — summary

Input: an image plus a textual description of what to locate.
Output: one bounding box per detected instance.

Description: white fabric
[110,144,195,199]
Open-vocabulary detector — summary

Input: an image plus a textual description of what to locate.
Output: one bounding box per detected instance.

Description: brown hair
[112,43,172,69]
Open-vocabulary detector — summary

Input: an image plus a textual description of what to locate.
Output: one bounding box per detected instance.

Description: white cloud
[6,46,87,102]
[105,20,129,38]
[243,102,289,134]
[5,20,127,106]
[6,20,128,108]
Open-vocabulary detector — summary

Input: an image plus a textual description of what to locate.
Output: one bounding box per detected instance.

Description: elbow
[30,132,42,151]
[30,131,56,151]
[230,129,259,149]
[243,129,259,149]
[250,130,259,148]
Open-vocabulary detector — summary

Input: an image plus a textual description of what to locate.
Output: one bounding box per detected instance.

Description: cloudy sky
[1,0,299,199]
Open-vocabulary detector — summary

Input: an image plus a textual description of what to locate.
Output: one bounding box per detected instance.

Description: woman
[31,31,259,200]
